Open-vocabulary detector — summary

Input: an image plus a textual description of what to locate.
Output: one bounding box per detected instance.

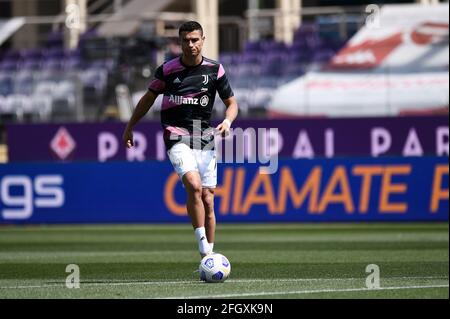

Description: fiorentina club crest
[50,127,76,160]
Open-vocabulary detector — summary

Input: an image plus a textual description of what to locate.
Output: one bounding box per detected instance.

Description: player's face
[180,30,205,58]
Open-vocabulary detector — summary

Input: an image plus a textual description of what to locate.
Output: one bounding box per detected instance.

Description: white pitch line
[0,281,198,289]
[0,276,447,290]
[163,284,450,299]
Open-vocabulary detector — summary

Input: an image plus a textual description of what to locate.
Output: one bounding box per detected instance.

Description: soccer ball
[199,253,231,283]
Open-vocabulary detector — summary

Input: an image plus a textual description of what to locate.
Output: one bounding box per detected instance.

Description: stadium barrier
[0,157,448,224]
[6,116,449,162]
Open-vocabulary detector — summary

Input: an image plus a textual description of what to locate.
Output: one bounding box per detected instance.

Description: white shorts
[167,142,217,188]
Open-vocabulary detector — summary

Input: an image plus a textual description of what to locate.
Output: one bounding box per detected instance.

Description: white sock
[194,227,211,255]
[210,243,214,252]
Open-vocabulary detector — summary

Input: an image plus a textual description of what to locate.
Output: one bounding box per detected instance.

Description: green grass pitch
[0,223,448,299]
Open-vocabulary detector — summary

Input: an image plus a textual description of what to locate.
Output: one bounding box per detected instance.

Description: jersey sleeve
[216,64,234,100]
[148,65,166,94]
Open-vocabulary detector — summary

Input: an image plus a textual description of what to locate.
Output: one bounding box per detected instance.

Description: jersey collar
[180,56,204,68]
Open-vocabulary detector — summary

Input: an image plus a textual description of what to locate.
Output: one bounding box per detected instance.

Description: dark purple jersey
[148,56,234,150]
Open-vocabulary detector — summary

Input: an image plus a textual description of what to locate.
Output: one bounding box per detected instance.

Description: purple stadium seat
[19,49,43,60]
[46,31,64,48]
[21,58,42,70]
[260,41,287,52]
[41,58,64,71]
[0,95,6,110]
[312,49,336,63]
[3,50,21,61]
[288,46,313,63]
[219,53,234,66]
[0,94,14,119]
[240,52,260,64]
[14,71,35,95]
[43,47,65,59]
[15,94,33,117]
[63,56,83,70]
[0,74,14,95]
[282,63,305,78]
[80,68,108,93]
[65,48,82,58]
[244,42,261,53]
[0,60,19,72]
[90,59,115,72]
[3,94,31,121]
[31,93,52,121]
[256,76,280,88]
[261,63,283,77]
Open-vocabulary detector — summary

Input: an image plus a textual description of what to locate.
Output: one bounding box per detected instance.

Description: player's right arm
[122,90,158,148]
[123,65,166,148]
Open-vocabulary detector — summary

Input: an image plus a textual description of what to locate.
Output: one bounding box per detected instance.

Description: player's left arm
[216,96,238,137]
[215,63,238,137]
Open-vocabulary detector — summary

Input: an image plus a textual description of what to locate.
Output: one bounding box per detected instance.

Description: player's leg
[168,143,212,256]
[196,148,218,253]
[182,172,212,256]
[202,187,215,252]
[182,171,205,228]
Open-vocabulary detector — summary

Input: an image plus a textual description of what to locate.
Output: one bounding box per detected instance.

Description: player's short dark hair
[179,21,203,36]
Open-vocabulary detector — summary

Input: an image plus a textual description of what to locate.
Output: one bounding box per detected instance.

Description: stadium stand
[1,15,356,122]
[218,20,354,116]
[0,1,448,124]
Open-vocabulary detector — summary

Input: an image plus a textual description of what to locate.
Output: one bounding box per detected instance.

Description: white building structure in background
[269,3,449,117]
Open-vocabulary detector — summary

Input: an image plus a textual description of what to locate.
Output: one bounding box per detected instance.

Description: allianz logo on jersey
[169,95,209,107]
